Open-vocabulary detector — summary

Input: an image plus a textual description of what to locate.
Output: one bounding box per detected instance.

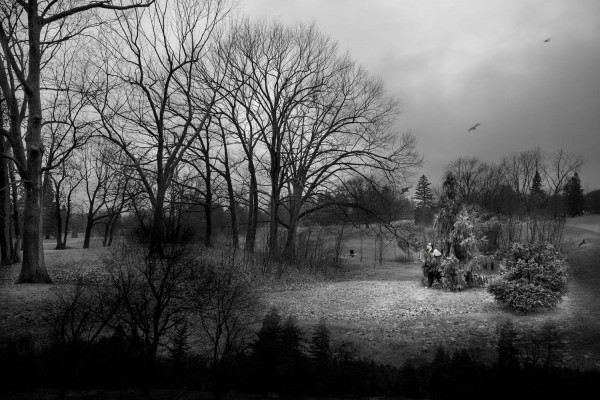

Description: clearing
[1,216,600,369]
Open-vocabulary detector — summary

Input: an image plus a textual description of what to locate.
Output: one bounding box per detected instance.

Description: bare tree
[446,157,489,204]
[500,148,544,198]
[87,0,231,256]
[51,159,82,249]
[78,140,133,249]
[105,243,193,396]
[215,20,421,257]
[0,0,153,283]
[543,149,584,197]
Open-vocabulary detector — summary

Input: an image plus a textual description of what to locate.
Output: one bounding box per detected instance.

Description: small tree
[252,308,283,396]
[193,260,257,399]
[487,242,568,312]
[528,169,546,212]
[104,242,193,395]
[414,175,434,225]
[563,172,584,217]
[309,319,332,396]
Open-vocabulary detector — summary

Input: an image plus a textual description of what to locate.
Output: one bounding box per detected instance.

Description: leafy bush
[487,242,568,312]
[437,256,486,291]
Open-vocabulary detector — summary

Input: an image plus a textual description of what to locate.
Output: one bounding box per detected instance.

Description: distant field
[1,216,600,370]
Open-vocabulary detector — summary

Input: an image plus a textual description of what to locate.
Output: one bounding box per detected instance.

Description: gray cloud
[242,0,600,191]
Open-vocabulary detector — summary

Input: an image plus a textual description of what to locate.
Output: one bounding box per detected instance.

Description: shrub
[487,242,568,312]
[426,207,487,291]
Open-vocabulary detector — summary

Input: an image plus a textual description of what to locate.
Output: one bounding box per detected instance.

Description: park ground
[1,215,599,370]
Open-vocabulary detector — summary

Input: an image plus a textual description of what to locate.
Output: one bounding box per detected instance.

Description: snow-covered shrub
[487,242,568,312]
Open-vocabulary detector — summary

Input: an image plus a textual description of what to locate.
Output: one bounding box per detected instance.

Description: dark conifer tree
[309,319,332,365]
[414,175,434,225]
[528,170,546,212]
[414,175,433,207]
[564,172,585,216]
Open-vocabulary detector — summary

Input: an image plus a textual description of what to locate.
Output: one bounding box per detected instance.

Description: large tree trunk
[18,172,50,283]
[17,8,51,283]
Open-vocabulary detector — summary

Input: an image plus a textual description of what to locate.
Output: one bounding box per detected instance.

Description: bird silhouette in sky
[544,37,551,43]
[468,123,481,132]
[578,239,587,248]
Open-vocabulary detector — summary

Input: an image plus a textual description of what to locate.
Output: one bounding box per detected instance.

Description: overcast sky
[241,0,600,193]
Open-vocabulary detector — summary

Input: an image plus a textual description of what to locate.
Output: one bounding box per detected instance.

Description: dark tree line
[436,149,586,217]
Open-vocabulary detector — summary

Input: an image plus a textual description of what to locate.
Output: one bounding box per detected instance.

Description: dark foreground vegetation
[1,306,598,400]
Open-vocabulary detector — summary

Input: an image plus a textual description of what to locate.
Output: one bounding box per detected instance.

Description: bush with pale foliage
[488,242,568,312]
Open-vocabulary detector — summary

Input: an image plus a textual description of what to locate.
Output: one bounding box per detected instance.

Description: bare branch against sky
[241,0,600,191]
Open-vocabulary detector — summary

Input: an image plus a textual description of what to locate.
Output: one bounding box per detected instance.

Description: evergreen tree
[564,172,585,216]
[528,170,546,212]
[414,175,434,225]
[309,319,332,365]
[584,189,600,214]
[414,175,433,207]
[309,319,332,396]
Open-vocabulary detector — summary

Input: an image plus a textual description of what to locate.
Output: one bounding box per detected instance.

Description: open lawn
[1,216,600,370]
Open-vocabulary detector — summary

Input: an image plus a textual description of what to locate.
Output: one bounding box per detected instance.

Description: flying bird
[468,123,481,132]
[578,239,587,248]
[544,38,551,43]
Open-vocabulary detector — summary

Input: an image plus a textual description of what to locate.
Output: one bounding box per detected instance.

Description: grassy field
[1,216,600,370]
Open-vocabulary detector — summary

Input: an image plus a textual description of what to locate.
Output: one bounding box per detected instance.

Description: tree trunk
[283,183,302,260]
[268,181,281,256]
[102,219,110,247]
[149,193,165,257]
[9,161,20,262]
[204,204,212,247]
[227,187,238,249]
[245,162,258,253]
[221,139,238,249]
[18,10,51,283]
[0,137,14,265]
[54,189,65,250]
[107,217,117,247]
[267,135,282,256]
[204,158,212,247]
[61,200,71,248]
[18,174,51,283]
[83,211,94,249]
